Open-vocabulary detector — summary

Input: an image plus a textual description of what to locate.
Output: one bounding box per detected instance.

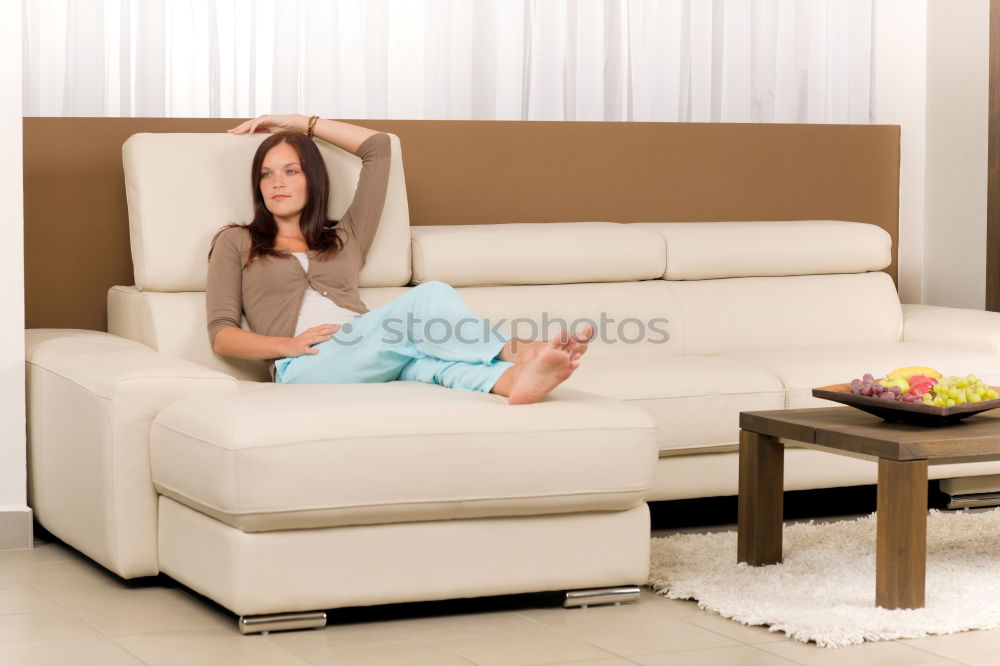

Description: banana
[887,366,943,381]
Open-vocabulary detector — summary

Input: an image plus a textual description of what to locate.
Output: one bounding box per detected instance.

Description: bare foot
[506,337,578,405]
[498,338,544,365]
[500,324,594,365]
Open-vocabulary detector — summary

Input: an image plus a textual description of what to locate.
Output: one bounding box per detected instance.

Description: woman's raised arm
[228,114,379,156]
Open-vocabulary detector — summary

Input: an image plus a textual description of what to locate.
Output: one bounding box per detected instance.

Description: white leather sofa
[25,132,1000,633]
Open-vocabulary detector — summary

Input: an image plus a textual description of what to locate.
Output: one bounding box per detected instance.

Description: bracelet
[306,115,319,138]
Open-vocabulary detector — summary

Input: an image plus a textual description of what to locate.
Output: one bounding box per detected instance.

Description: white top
[290,253,362,336]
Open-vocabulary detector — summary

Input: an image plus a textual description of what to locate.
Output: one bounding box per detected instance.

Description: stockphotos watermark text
[325,312,671,347]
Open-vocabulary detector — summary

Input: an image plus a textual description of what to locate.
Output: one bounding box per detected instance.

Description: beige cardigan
[205,132,391,381]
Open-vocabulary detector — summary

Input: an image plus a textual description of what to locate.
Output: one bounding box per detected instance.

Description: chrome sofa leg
[236,588,640,633]
[943,491,1000,509]
[564,586,641,609]
[238,611,327,635]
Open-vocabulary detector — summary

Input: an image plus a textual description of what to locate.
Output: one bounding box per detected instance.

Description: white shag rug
[648,509,1000,648]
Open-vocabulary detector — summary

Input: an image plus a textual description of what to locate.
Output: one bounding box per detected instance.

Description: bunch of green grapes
[923,375,999,407]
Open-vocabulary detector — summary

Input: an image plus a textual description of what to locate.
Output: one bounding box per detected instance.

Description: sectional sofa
[24,131,1000,633]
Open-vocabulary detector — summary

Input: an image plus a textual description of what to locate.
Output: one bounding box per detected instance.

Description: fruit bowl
[812,383,1000,426]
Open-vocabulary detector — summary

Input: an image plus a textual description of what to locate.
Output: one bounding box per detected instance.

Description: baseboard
[0,508,33,550]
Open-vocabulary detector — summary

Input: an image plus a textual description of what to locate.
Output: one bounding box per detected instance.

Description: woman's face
[259,142,308,222]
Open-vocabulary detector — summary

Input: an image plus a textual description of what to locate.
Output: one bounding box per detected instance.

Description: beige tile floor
[0,524,995,666]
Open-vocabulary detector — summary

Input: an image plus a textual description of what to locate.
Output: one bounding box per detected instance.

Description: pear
[877,377,910,393]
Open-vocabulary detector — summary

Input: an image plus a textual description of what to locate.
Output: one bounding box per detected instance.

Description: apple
[908,375,938,388]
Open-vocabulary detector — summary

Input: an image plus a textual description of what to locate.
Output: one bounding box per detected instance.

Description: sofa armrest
[901,304,1000,356]
[26,329,240,578]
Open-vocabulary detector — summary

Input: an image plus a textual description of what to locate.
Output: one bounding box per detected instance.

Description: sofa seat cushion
[719,342,1000,408]
[560,355,785,455]
[149,382,658,533]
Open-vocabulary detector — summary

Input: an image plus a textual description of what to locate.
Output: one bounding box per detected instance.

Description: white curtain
[22,0,873,123]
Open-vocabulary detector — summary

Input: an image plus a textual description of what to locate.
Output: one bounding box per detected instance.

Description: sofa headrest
[122,132,411,292]
[410,222,667,286]
[632,220,891,280]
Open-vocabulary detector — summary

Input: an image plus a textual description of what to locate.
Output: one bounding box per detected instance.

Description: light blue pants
[275,281,515,393]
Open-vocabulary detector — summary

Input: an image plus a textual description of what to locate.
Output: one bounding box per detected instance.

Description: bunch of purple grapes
[849,373,923,403]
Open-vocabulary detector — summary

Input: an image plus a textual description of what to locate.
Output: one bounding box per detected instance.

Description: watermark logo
[330,312,670,349]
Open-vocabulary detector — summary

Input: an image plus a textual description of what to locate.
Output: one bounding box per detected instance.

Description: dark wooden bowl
[812,383,1000,426]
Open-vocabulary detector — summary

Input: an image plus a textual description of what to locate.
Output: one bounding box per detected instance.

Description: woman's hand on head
[228,114,308,135]
[280,324,342,357]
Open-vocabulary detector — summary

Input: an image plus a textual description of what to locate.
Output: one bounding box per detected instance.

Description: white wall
[0,0,28,542]
[874,0,990,309]
[923,0,989,309]
[873,0,927,306]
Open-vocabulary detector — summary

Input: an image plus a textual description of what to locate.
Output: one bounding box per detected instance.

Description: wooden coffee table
[737,406,1000,610]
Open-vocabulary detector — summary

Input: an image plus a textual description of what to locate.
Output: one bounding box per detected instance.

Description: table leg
[876,458,928,610]
[737,430,784,565]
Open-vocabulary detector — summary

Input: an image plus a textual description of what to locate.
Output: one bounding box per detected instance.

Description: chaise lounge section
[26,132,661,632]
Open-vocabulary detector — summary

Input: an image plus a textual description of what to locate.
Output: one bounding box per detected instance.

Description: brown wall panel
[23,118,900,332]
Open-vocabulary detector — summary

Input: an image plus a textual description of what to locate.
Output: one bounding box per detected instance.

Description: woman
[207,114,591,404]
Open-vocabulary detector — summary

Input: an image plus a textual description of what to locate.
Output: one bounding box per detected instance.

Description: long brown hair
[208,132,345,267]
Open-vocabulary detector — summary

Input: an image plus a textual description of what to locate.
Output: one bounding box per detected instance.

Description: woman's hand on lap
[228,114,307,135]
[280,324,342,357]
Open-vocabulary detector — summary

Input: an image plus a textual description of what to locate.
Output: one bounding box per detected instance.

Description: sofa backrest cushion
[633,220,891,280]
[122,132,411,292]
[451,272,902,357]
[410,222,666,286]
[674,272,903,353]
[109,270,902,380]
